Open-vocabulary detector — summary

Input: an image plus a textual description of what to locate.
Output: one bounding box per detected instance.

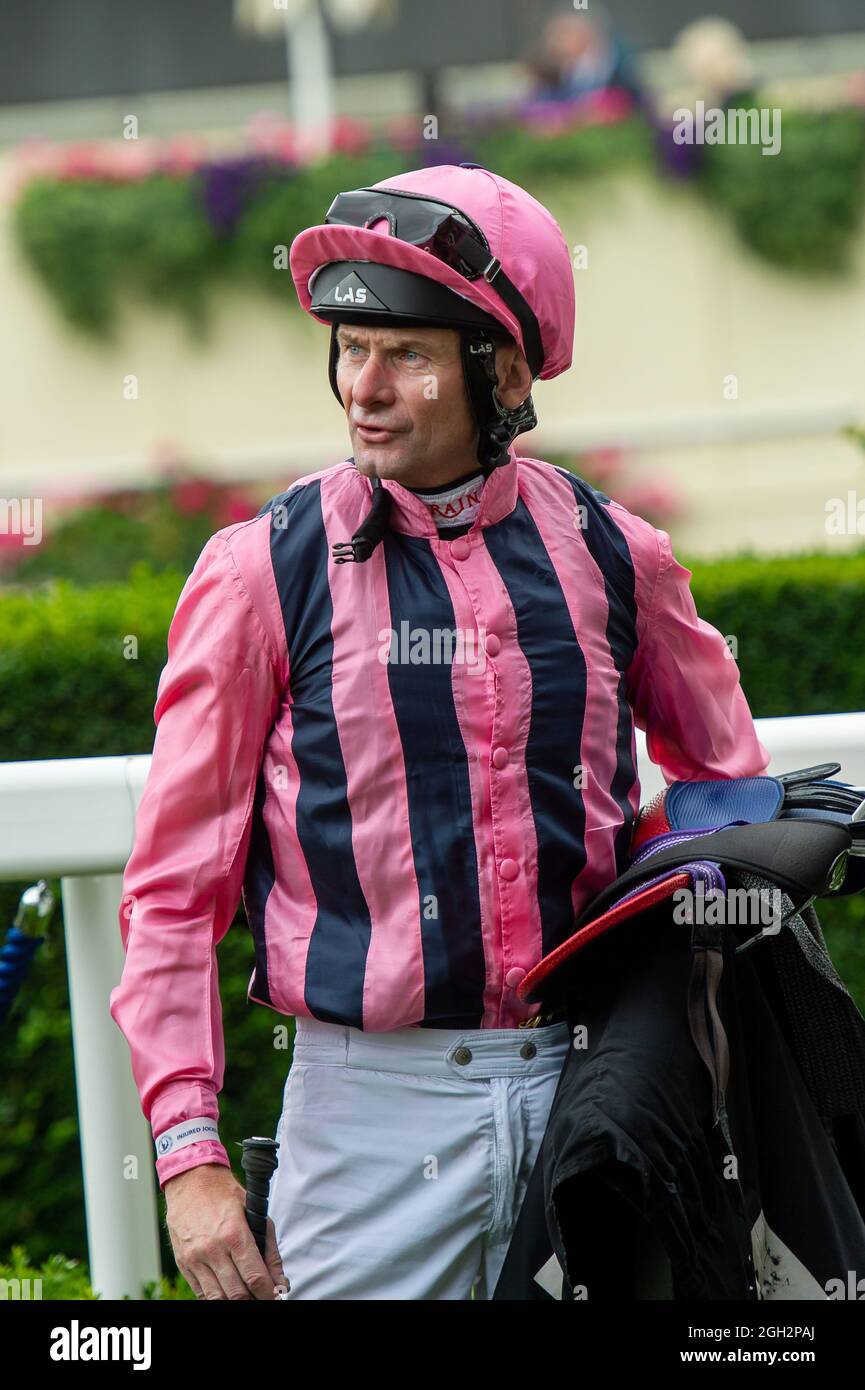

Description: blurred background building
[2,0,865,559]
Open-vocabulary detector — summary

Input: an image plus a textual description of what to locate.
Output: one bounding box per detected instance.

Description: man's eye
[400,350,421,363]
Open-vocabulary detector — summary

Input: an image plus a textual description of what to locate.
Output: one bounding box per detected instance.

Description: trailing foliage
[12,106,865,338]
[701,108,865,274]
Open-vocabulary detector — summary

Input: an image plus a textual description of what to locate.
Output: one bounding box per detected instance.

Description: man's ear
[495,341,533,410]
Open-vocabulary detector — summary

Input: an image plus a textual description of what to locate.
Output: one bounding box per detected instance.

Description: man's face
[334,322,480,488]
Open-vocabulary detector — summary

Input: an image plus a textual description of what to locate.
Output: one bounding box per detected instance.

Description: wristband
[155,1116,220,1158]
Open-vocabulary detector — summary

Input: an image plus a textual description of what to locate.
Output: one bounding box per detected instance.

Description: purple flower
[417,137,477,170]
[652,120,704,180]
[198,156,283,236]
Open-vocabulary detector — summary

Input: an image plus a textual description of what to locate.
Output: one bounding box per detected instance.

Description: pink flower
[215,491,255,527]
[10,137,64,193]
[846,72,865,108]
[582,448,625,485]
[294,124,340,165]
[331,116,372,155]
[246,113,298,164]
[56,142,109,180]
[171,478,219,515]
[100,140,160,182]
[12,135,169,189]
[384,115,421,152]
[522,87,634,137]
[158,134,208,176]
[582,88,635,125]
[617,480,683,523]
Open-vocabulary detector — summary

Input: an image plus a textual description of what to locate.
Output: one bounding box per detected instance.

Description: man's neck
[403,466,483,495]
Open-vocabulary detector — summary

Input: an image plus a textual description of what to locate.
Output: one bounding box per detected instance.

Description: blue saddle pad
[665,776,784,831]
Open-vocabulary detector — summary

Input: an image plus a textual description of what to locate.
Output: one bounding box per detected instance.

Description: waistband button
[519,1041,537,1060]
[453,1046,473,1065]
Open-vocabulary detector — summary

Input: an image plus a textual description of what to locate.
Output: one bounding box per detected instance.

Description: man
[109,163,770,1301]
[525,9,643,109]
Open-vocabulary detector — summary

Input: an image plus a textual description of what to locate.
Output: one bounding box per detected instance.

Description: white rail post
[60,872,162,1300]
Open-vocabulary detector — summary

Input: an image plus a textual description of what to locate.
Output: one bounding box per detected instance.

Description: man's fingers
[182,1231,265,1301]
[194,1262,230,1301]
[179,1263,205,1300]
[264,1216,289,1292]
[229,1225,284,1301]
[215,1256,258,1300]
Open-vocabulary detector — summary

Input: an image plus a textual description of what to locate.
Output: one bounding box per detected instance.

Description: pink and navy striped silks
[109,450,770,1186]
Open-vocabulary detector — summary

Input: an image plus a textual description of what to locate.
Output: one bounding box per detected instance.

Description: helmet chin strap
[459,329,538,476]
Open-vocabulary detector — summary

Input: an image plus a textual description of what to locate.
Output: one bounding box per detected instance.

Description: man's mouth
[354,422,401,444]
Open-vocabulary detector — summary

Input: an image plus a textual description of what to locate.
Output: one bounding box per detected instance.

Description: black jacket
[492,885,865,1300]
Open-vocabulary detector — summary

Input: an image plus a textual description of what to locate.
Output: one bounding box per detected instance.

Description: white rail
[1,712,864,1298]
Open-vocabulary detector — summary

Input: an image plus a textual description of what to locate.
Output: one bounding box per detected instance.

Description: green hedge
[0,1247,194,1300]
[686,548,865,718]
[2,543,864,1279]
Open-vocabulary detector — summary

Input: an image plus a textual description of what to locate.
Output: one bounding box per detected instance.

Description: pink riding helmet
[289,163,576,381]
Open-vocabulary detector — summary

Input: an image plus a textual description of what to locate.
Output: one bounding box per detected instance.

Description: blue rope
[0,927,45,1028]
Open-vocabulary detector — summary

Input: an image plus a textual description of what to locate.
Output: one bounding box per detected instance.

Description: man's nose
[350,353,396,408]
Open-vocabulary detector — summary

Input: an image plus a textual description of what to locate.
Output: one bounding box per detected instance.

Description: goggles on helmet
[323,186,545,378]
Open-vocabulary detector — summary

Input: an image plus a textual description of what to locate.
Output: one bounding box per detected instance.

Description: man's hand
[164,1163,288,1300]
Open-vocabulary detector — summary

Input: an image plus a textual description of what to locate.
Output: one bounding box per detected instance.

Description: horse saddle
[519,762,865,1131]
[522,762,865,996]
